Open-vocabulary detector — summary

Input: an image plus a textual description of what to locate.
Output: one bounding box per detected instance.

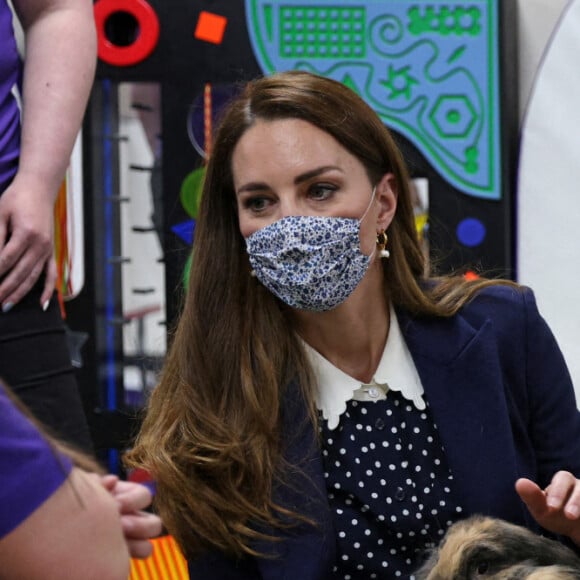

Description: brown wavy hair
[125,71,517,559]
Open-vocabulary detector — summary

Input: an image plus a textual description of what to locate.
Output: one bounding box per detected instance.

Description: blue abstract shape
[172,219,196,246]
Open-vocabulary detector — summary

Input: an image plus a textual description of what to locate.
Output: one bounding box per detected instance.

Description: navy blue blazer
[188,286,580,579]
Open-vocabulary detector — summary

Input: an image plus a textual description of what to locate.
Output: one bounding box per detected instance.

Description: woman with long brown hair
[127,71,580,578]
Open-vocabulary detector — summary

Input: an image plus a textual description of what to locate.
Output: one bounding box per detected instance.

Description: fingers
[515,478,548,519]
[0,232,53,309]
[41,257,58,307]
[111,481,154,514]
[127,539,154,559]
[546,471,580,518]
[121,511,164,560]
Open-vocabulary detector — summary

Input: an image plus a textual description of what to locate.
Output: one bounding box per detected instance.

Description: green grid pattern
[279,6,366,58]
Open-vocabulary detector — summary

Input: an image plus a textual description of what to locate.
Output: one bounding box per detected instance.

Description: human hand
[101,475,164,559]
[0,180,57,310]
[516,472,580,545]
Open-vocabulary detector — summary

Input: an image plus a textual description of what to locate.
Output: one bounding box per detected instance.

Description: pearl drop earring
[376,230,390,259]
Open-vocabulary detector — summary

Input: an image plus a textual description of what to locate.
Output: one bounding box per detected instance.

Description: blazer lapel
[397,308,528,524]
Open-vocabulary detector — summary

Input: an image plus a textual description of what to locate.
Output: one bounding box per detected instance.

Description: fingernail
[566,505,580,518]
[2,302,13,313]
[42,300,50,312]
[547,496,561,509]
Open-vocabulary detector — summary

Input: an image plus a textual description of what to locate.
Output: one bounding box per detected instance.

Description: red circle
[94,0,160,67]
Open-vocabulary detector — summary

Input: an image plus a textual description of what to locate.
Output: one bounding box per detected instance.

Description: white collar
[302,307,426,430]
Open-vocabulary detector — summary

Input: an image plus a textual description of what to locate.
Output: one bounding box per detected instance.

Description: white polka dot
[352,518,358,525]
[345,471,352,478]
[382,441,389,448]
[366,469,373,476]
[356,424,363,430]
[391,426,398,433]
[391,515,397,522]
[366,425,372,432]
[342,554,349,561]
[374,461,381,468]
[369,442,376,450]
[424,487,430,493]
[354,542,360,549]
[367,552,374,558]
[336,508,343,514]
[339,448,346,455]
[380,479,387,485]
[358,481,365,488]
[401,461,409,469]
[456,506,463,512]
[377,514,385,521]
[382,561,388,567]
[371,492,378,499]
[361,407,367,415]
[389,464,396,471]
[364,529,371,536]
[362,446,369,453]
[339,531,346,538]
[334,461,341,467]
[403,509,409,516]
[395,444,402,451]
[334,482,341,489]
[327,438,333,444]
[355,458,361,464]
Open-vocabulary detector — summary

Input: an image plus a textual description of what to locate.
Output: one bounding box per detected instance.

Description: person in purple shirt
[0,382,163,578]
[0,0,96,449]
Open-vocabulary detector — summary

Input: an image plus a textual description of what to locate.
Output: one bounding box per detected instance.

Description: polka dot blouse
[319,392,464,578]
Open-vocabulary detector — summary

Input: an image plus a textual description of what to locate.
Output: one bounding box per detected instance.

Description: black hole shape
[104,11,140,47]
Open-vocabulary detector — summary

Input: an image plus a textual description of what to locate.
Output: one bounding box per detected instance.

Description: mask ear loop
[357,186,378,258]
[359,186,377,225]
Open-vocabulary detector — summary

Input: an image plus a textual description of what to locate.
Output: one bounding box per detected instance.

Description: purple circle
[456,218,486,247]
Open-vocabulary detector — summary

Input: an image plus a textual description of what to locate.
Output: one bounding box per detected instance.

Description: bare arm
[0,0,96,309]
[0,468,130,579]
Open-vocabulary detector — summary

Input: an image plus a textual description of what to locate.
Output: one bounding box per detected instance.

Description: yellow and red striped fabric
[129,535,189,580]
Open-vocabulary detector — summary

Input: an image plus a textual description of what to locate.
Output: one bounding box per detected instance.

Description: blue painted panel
[245,1,501,199]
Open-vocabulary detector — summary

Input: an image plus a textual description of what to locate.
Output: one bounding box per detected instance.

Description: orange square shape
[194,11,227,45]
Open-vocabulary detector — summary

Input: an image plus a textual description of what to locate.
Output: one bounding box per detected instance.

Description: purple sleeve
[0,385,73,539]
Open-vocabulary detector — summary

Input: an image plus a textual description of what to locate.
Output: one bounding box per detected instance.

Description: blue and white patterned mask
[245,189,376,311]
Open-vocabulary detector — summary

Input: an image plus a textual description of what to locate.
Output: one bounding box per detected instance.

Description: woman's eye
[244,197,270,212]
[309,184,336,200]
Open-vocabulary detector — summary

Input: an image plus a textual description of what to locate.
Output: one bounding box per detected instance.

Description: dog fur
[414,516,580,579]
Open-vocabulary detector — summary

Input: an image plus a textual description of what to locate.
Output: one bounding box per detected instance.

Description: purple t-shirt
[0,0,22,192]
[0,383,72,539]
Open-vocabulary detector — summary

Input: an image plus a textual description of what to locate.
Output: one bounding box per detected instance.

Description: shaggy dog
[415,516,580,579]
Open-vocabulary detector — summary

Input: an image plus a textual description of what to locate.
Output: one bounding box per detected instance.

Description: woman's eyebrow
[236,165,343,195]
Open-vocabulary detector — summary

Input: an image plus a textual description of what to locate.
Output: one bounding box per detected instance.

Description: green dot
[447,109,461,124]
